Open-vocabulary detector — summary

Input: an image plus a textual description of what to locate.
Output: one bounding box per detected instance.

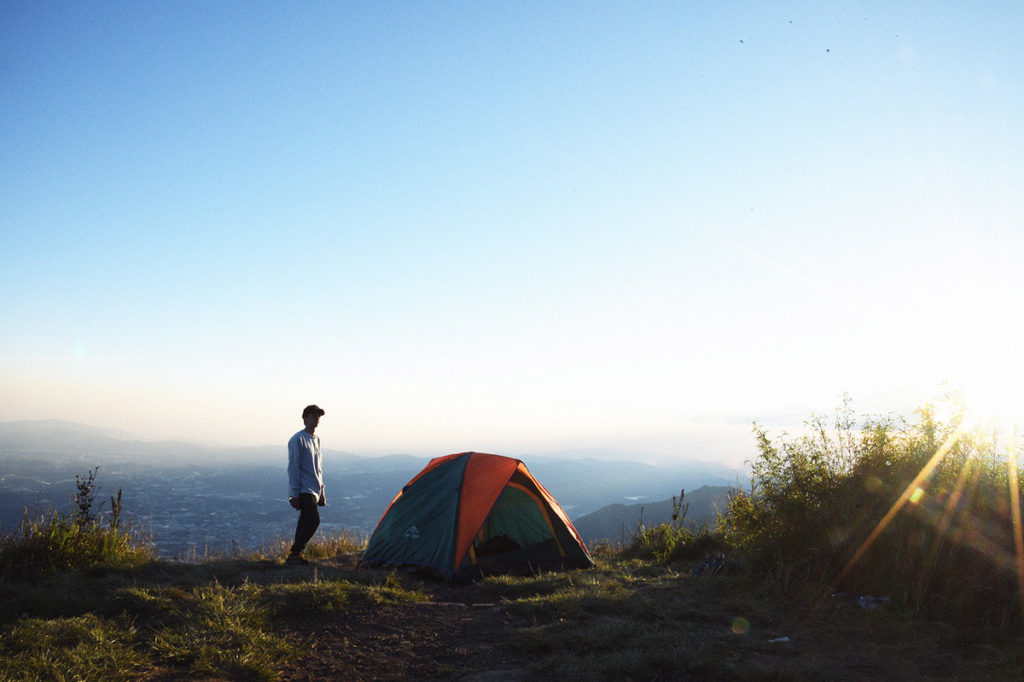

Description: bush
[0,468,153,579]
[722,397,1024,627]
[622,491,728,563]
[623,524,728,564]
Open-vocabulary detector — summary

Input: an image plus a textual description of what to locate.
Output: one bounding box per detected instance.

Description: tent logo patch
[403,525,420,539]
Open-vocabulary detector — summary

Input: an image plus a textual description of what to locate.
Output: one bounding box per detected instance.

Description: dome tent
[360,452,594,581]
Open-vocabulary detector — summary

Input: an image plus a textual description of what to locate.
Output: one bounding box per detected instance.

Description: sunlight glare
[831,429,961,589]
[957,375,1024,438]
[1005,430,1024,627]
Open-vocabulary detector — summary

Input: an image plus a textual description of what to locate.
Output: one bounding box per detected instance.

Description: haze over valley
[0,421,740,557]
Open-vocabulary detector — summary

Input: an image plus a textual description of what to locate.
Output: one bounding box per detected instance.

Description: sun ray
[915,455,977,598]
[1005,429,1024,627]
[830,425,962,590]
[937,456,974,541]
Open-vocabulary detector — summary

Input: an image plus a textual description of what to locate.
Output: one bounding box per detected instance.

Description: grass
[494,555,1024,680]
[497,559,779,680]
[173,529,367,563]
[3,535,1024,680]
[2,613,148,682]
[0,537,429,681]
[144,581,293,680]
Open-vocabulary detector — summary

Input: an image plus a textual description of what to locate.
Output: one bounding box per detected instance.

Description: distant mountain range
[0,420,746,555]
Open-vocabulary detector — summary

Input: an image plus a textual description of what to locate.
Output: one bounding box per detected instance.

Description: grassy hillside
[3,541,1023,680]
[4,398,1024,679]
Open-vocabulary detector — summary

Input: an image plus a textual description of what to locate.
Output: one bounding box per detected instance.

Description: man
[286,404,326,565]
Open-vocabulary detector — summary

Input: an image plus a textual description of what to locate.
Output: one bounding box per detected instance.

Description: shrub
[622,491,728,563]
[0,468,153,579]
[722,397,1024,627]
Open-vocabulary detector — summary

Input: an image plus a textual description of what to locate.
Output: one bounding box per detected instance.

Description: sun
[955,373,1024,439]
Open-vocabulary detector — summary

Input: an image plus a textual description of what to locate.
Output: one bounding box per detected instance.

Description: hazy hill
[525,456,741,515]
[572,485,734,545]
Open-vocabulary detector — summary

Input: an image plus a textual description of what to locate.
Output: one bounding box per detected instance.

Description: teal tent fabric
[361,455,468,570]
[479,486,553,548]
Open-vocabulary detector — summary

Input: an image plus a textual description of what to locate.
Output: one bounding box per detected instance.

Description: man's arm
[287,436,302,499]
[316,435,325,505]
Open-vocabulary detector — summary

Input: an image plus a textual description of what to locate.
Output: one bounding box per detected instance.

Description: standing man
[287,404,326,565]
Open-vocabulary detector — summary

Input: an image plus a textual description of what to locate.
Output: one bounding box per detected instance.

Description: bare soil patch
[274,558,530,681]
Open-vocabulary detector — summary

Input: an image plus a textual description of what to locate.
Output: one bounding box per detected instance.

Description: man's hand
[289,496,301,510]
[318,491,326,506]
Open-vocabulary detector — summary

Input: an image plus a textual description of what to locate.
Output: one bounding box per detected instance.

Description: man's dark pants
[290,492,320,556]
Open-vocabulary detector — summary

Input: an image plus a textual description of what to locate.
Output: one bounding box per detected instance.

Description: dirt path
[275,561,531,681]
[278,599,528,681]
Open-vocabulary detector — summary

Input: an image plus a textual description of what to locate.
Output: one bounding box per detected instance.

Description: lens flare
[731,616,750,635]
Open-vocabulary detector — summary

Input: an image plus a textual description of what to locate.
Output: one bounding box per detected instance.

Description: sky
[2,2,1023,467]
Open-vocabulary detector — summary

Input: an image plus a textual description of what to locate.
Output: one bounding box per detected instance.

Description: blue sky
[2,2,1022,464]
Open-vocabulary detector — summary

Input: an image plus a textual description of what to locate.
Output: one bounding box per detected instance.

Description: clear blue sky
[2,2,1022,465]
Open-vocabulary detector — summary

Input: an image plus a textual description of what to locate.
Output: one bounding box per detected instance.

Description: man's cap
[302,404,325,418]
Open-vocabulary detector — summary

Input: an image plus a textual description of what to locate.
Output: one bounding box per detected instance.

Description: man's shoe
[286,554,309,566]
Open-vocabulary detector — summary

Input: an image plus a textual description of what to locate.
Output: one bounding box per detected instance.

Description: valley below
[0,421,741,558]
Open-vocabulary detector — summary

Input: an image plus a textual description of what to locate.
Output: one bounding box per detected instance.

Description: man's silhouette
[286,404,326,565]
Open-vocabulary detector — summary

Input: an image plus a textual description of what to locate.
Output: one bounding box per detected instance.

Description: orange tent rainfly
[360,452,594,581]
